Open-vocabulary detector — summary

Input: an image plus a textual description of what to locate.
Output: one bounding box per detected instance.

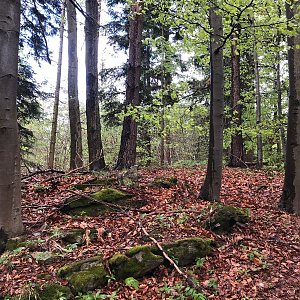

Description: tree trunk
[0,0,23,238]
[48,0,66,169]
[116,0,143,169]
[199,7,224,201]
[229,27,244,167]
[85,0,105,170]
[280,1,300,215]
[67,0,83,170]
[252,24,263,169]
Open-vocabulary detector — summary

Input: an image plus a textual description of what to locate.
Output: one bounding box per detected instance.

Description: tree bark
[48,0,66,169]
[116,0,143,169]
[280,1,300,215]
[199,7,224,201]
[0,0,24,237]
[67,0,83,170]
[85,0,105,170]
[229,27,244,167]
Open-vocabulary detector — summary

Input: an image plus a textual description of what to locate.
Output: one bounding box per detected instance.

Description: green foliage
[124,277,139,290]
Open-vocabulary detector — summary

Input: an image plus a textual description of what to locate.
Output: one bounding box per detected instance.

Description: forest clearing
[0,167,299,299]
[1,0,300,298]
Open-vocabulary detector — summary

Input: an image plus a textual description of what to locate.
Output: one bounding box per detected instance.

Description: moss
[38,283,73,300]
[68,265,108,293]
[153,177,178,188]
[126,245,153,257]
[57,256,103,278]
[109,248,163,280]
[153,237,212,267]
[91,188,131,203]
[205,205,250,233]
[5,237,38,252]
[18,283,73,300]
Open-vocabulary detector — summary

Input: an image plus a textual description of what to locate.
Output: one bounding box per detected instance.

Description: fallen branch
[21,169,65,181]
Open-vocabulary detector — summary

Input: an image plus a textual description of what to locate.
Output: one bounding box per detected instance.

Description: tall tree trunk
[0,0,23,239]
[275,44,286,162]
[252,23,263,168]
[116,0,143,169]
[280,1,300,215]
[48,0,66,169]
[67,0,83,170]
[199,7,224,201]
[229,27,244,167]
[85,0,105,170]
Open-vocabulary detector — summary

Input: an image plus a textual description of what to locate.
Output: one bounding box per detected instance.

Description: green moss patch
[205,205,250,233]
[17,283,73,300]
[60,188,146,217]
[109,247,164,280]
[153,237,212,266]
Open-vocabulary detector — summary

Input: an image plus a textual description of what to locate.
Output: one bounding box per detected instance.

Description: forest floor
[0,167,299,299]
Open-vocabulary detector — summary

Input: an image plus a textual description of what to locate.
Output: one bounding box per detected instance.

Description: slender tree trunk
[48,0,66,169]
[280,1,300,215]
[276,55,286,162]
[252,22,263,169]
[199,7,224,201]
[85,0,105,170]
[229,27,244,167]
[116,0,143,169]
[67,0,83,170]
[160,106,165,166]
[0,0,23,239]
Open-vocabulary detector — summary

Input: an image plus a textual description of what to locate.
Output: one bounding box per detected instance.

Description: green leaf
[124,277,139,290]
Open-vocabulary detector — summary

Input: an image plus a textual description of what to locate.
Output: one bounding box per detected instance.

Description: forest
[0,0,299,299]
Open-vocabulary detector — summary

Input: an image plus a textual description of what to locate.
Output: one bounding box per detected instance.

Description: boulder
[109,245,164,280]
[16,283,73,300]
[154,237,212,266]
[61,228,98,246]
[205,205,250,233]
[153,177,178,188]
[31,251,62,264]
[60,188,145,217]
[57,256,108,293]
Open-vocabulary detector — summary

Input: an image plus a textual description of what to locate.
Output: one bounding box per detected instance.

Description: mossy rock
[61,188,145,217]
[5,237,40,252]
[57,256,108,293]
[153,237,212,267]
[109,246,164,280]
[74,178,117,190]
[31,251,62,264]
[153,177,178,188]
[57,256,103,278]
[67,265,108,293]
[61,228,97,245]
[205,205,250,233]
[17,283,73,300]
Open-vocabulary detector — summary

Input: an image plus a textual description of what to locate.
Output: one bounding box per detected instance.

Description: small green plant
[195,257,205,268]
[124,277,139,290]
[207,279,218,290]
[50,227,62,238]
[33,185,50,193]
[61,243,78,253]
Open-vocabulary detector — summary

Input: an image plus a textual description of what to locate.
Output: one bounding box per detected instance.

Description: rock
[61,228,98,245]
[57,256,108,293]
[5,236,39,252]
[153,177,178,188]
[205,205,250,233]
[31,251,62,264]
[109,245,164,280]
[17,283,73,300]
[73,178,117,190]
[154,237,212,266]
[60,188,145,217]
